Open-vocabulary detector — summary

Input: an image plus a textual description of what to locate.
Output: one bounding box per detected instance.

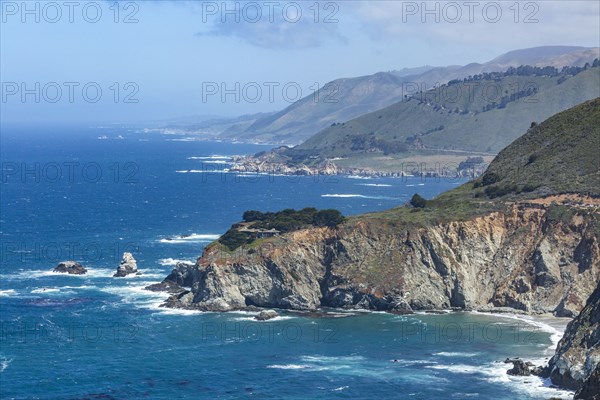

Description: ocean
[0,126,574,399]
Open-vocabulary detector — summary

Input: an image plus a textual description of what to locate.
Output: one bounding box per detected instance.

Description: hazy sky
[1,0,599,124]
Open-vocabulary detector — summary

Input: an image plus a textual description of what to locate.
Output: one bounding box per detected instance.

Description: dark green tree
[409,193,427,208]
[313,209,346,227]
[242,210,265,222]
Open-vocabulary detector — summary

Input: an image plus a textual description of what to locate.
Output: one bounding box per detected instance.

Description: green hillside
[476,97,600,196]
[360,98,600,225]
[217,99,600,250]
[285,64,600,164]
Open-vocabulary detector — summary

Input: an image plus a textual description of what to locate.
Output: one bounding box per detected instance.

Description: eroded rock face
[113,252,138,277]
[163,262,199,287]
[163,203,599,315]
[575,364,600,400]
[53,261,87,275]
[547,280,600,391]
[145,262,198,294]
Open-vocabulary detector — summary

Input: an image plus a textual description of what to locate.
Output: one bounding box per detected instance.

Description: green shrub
[520,184,539,193]
[410,193,428,208]
[527,154,538,165]
[219,229,253,251]
[484,184,517,198]
[482,172,500,186]
[313,209,346,227]
[243,210,266,222]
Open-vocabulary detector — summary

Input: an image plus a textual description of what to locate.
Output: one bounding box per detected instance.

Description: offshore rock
[53,261,87,275]
[113,252,138,277]
[504,358,537,376]
[255,310,279,321]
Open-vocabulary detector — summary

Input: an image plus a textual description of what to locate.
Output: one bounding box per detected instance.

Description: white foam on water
[0,356,12,372]
[176,169,230,174]
[61,285,98,291]
[157,307,204,316]
[31,288,62,294]
[300,355,366,363]
[321,194,396,200]
[426,363,510,382]
[159,233,220,244]
[118,269,166,280]
[231,315,295,322]
[228,310,258,316]
[332,386,349,391]
[187,155,233,160]
[434,352,481,357]
[347,175,372,180]
[200,160,230,164]
[357,183,392,187]
[0,268,115,280]
[428,349,574,398]
[159,258,195,266]
[389,359,438,367]
[471,311,566,355]
[0,289,16,297]
[99,283,169,311]
[267,364,311,370]
[79,268,116,278]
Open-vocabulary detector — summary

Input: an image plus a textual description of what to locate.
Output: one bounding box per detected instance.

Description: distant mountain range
[217,46,599,145]
[279,63,599,164]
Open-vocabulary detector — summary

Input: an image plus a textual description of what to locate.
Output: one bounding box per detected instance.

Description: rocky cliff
[162,99,600,315]
[164,198,599,316]
[545,279,600,396]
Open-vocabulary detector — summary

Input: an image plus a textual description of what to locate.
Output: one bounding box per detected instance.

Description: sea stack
[113,252,139,277]
[53,261,87,275]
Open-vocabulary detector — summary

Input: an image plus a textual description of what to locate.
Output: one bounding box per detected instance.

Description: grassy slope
[482,97,600,195]
[292,68,600,159]
[354,98,600,226]
[209,99,599,255]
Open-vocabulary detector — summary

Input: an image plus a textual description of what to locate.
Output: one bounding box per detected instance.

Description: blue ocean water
[0,126,572,399]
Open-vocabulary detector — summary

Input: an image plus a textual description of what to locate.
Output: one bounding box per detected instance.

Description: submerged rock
[144,281,185,294]
[504,358,539,376]
[113,252,138,277]
[255,310,278,321]
[53,261,87,275]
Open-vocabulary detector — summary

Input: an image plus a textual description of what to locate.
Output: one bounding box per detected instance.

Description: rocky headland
[153,99,600,397]
[161,199,598,316]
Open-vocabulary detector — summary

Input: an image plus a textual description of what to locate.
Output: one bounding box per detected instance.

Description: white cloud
[345,1,600,48]
[193,1,346,49]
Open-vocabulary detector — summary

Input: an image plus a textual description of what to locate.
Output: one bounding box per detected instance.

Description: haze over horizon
[1,0,599,124]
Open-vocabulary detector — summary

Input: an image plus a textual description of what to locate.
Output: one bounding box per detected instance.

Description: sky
[1,0,599,124]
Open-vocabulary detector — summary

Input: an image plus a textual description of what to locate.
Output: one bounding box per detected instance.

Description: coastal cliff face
[546,279,600,395]
[164,200,599,316]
